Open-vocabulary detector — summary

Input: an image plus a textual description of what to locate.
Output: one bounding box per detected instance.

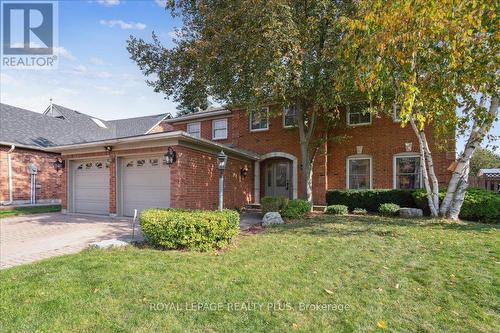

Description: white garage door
[121,156,170,217]
[73,160,109,215]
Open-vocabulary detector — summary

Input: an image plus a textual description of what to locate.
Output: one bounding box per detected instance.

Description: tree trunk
[440,96,499,218]
[296,103,317,205]
[419,130,440,210]
[410,118,439,216]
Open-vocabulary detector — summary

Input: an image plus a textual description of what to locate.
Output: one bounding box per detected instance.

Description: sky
[1,0,181,119]
[0,0,498,153]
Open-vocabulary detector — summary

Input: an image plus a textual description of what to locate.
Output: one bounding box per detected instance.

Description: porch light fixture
[164,146,177,166]
[53,158,65,171]
[105,146,113,152]
[240,165,248,178]
[217,150,227,210]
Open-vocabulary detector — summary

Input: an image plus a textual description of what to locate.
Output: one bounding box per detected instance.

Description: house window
[187,122,201,138]
[283,105,298,128]
[394,155,421,189]
[250,107,269,132]
[347,157,372,189]
[393,104,401,122]
[347,103,371,126]
[212,118,228,140]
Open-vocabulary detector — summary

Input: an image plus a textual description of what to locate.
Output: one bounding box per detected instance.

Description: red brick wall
[169,107,454,204]
[149,121,174,133]
[170,146,253,210]
[0,145,62,203]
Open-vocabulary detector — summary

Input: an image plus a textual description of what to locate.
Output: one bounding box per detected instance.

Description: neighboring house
[470,169,500,193]
[0,103,171,206]
[1,102,455,216]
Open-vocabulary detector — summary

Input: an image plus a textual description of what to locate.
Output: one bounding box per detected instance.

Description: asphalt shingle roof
[0,103,170,148]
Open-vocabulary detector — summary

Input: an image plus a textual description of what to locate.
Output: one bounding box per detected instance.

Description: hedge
[140,208,240,251]
[326,189,416,211]
[325,205,349,215]
[413,188,500,223]
[379,203,400,216]
[261,196,289,214]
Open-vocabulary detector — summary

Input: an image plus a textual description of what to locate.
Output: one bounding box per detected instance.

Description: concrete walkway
[0,213,140,269]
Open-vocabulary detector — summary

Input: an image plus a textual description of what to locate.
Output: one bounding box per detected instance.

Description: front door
[265,161,291,198]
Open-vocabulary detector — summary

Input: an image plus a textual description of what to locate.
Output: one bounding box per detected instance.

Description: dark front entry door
[265,160,291,198]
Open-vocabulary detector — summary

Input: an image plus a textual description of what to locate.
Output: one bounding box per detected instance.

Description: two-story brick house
[1,102,454,216]
[0,105,455,216]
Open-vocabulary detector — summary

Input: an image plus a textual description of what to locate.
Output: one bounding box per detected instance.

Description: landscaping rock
[262,212,284,226]
[89,239,130,249]
[399,208,423,218]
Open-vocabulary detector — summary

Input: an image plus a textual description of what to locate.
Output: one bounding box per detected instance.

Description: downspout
[2,145,15,205]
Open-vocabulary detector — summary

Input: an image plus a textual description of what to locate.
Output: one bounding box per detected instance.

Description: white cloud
[95,71,112,79]
[154,0,166,7]
[54,46,76,61]
[73,65,88,73]
[99,19,146,30]
[89,57,105,65]
[97,0,120,6]
[95,85,124,95]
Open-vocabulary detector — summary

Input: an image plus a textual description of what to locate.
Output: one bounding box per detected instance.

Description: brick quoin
[0,145,62,204]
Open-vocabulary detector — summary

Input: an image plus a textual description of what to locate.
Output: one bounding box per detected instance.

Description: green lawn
[1,215,498,332]
[0,205,61,219]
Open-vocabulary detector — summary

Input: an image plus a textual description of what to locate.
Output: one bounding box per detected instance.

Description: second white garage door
[121,156,170,217]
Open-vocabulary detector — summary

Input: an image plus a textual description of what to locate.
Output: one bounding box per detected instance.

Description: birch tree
[343,0,499,219]
[127,0,358,203]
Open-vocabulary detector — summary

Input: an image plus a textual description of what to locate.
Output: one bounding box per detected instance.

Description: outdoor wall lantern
[105,146,113,152]
[53,158,65,171]
[217,150,227,211]
[240,165,248,178]
[164,146,177,166]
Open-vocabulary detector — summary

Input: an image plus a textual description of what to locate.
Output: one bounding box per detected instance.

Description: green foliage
[139,209,240,251]
[0,205,61,219]
[413,188,500,223]
[379,203,401,217]
[260,196,289,214]
[352,208,368,215]
[325,205,349,215]
[326,189,416,211]
[470,147,500,175]
[282,199,311,219]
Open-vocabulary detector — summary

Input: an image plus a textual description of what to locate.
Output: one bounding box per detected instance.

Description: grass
[0,215,498,332]
[0,205,61,219]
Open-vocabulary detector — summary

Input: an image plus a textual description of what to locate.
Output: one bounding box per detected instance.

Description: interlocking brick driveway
[0,213,140,269]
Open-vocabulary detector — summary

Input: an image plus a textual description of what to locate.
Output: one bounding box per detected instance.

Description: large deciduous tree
[127,0,357,203]
[343,0,499,219]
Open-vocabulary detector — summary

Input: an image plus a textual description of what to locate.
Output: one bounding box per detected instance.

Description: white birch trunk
[419,130,440,210]
[410,118,439,216]
[440,96,499,218]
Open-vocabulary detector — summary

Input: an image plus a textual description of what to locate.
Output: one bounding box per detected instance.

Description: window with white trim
[249,107,269,131]
[187,122,201,138]
[347,103,371,126]
[347,157,371,189]
[283,105,298,128]
[212,118,228,140]
[394,155,422,189]
[393,104,401,122]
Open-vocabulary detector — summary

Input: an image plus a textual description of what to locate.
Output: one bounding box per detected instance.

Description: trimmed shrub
[326,205,349,215]
[261,196,289,214]
[326,189,416,211]
[140,208,240,251]
[352,208,368,215]
[379,203,401,216]
[282,199,311,219]
[413,188,500,223]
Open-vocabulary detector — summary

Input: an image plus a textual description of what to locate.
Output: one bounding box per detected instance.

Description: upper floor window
[347,103,371,126]
[394,154,422,189]
[393,104,401,122]
[187,122,201,138]
[347,156,372,189]
[250,107,269,132]
[212,118,228,140]
[283,105,298,128]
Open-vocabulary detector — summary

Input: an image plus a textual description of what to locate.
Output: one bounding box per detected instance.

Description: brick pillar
[109,153,116,215]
